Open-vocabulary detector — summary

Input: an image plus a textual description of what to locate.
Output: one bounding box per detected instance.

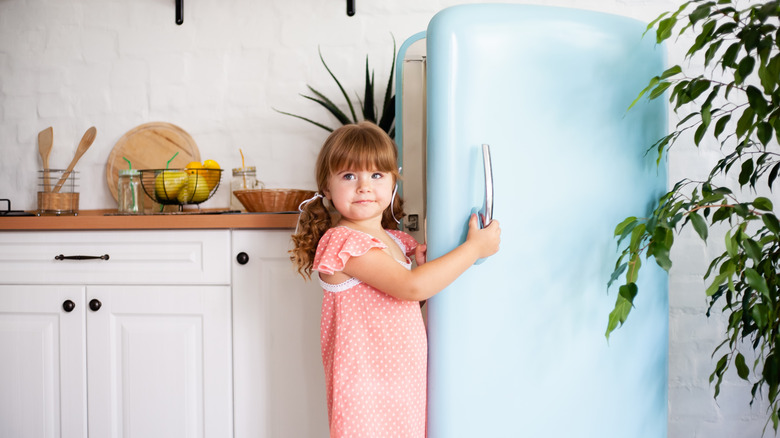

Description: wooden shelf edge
[0,210,298,231]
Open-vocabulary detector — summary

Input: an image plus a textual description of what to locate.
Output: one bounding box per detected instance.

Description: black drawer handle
[55,254,110,261]
[89,299,102,312]
[236,252,249,265]
[62,300,75,313]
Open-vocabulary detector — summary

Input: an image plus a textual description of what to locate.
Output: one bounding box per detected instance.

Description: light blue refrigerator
[396,4,668,437]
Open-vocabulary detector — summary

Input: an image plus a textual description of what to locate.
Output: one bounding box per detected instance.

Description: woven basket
[233,189,316,213]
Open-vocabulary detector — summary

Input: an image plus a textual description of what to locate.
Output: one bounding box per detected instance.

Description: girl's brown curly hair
[290,122,405,279]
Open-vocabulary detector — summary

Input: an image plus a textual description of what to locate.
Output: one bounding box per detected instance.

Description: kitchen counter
[0,209,298,230]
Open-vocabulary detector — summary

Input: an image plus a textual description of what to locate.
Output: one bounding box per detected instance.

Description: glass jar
[117,169,144,214]
[231,166,264,211]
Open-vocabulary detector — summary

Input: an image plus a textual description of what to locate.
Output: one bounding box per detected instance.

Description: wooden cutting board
[105,122,200,201]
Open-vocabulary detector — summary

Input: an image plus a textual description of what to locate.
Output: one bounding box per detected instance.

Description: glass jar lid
[232,166,256,175]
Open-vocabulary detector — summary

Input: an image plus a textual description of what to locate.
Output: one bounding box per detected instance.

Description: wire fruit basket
[139,168,223,206]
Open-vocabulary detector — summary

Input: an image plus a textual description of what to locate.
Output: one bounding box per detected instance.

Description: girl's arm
[342,214,501,301]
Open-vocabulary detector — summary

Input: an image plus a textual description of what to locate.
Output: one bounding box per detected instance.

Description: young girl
[291,121,501,437]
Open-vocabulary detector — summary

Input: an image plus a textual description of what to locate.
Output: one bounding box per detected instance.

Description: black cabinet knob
[236,252,249,265]
[62,300,75,313]
[89,299,102,312]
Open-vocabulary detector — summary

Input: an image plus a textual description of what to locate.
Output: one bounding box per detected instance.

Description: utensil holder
[38,169,79,216]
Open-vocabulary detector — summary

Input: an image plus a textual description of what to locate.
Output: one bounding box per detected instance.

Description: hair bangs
[327,124,398,175]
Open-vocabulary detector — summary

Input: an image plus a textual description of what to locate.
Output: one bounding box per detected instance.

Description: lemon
[154,170,188,201]
[185,161,203,176]
[203,159,221,189]
[178,172,211,203]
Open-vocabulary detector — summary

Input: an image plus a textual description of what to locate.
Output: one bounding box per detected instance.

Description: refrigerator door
[421,4,668,437]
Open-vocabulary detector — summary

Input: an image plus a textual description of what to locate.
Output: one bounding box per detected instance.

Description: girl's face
[325,167,394,225]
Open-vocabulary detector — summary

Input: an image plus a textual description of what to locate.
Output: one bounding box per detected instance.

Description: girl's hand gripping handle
[467,214,501,264]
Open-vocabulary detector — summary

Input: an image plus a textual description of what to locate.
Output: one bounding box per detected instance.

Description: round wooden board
[105,122,200,201]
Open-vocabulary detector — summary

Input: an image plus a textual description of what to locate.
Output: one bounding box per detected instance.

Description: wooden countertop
[0,209,298,231]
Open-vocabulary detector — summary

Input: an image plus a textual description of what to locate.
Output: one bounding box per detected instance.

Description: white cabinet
[231,230,328,438]
[0,228,327,438]
[86,285,232,438]
[0,285,87,438]
[0,231,233,438]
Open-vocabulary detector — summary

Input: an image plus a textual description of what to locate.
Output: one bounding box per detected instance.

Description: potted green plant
[275,39,396,138]
[607,0,780,432]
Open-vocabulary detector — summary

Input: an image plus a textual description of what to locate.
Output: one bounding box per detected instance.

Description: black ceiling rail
[176,0,183,25]
[347,0,355,16]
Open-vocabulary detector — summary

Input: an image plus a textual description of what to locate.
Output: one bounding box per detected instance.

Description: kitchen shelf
[0,209,298,231]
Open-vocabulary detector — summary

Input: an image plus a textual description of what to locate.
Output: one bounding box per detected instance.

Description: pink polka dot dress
[313,226,427,438]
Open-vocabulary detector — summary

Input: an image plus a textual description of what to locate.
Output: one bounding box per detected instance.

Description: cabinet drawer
[0,230,230,285]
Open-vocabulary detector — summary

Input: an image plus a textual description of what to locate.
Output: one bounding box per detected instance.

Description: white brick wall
[1,0,777,436]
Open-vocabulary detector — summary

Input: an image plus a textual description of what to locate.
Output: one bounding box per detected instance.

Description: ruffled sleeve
[386,229,419,257]
[313,227,387,275]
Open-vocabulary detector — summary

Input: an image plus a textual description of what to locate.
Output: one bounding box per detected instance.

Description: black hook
[176,0,183,25]
[347,0,355,16]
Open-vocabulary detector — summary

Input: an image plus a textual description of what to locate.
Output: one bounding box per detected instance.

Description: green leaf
[272,108,335,133]
[751,304,769,330]
[608,263,628,288]
[362,57,376,123]
[629,223,647,253]
[767,162,779,190]
[754,197,773,211]
[618,282,639,306]
[725,229,738,257]
[627,252,642,284]
[707,271,730,296]
[713,114,732,139]
[690,211,709,242]
[694,122,708,146]
[762,213,780,235]
[735,352,750,380]
[318,47,358,123]
[628,76,660,110]
[743,238,762,262]
[303,87,353,125]
[660,65,682,79]
[745,268,770,298]
[606,283,637,339]
[689,3,712,24]
[649,81,672,100]
[739,159,754,186]
[746,85,769,117]
[721,42,741,69]
[711,353,729,398]
[736,107,755,139]
[614,216,638,237]
[757,121,772,146]
[657,16,678,42]
[736,56,756,84]
[377,36,397,133]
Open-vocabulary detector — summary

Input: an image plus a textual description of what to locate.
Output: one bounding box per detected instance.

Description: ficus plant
[606,0,780,432]
[275,38,396,138]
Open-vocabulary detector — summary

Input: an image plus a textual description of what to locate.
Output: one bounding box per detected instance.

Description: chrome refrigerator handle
[479,144,494,228]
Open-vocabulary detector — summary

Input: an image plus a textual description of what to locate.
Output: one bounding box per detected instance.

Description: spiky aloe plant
[275,39,396,138]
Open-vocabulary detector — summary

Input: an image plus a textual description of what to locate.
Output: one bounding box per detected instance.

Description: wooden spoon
[37,127,53,192]
[52,126,97,193]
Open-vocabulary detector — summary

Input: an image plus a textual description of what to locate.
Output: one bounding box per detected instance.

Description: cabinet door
[231,230,327,438]
[0,285,87,438]
[86,285,232,438]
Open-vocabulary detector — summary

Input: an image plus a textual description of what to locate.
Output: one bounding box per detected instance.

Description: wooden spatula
[38,127,53,192]
[52,126,97,193]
